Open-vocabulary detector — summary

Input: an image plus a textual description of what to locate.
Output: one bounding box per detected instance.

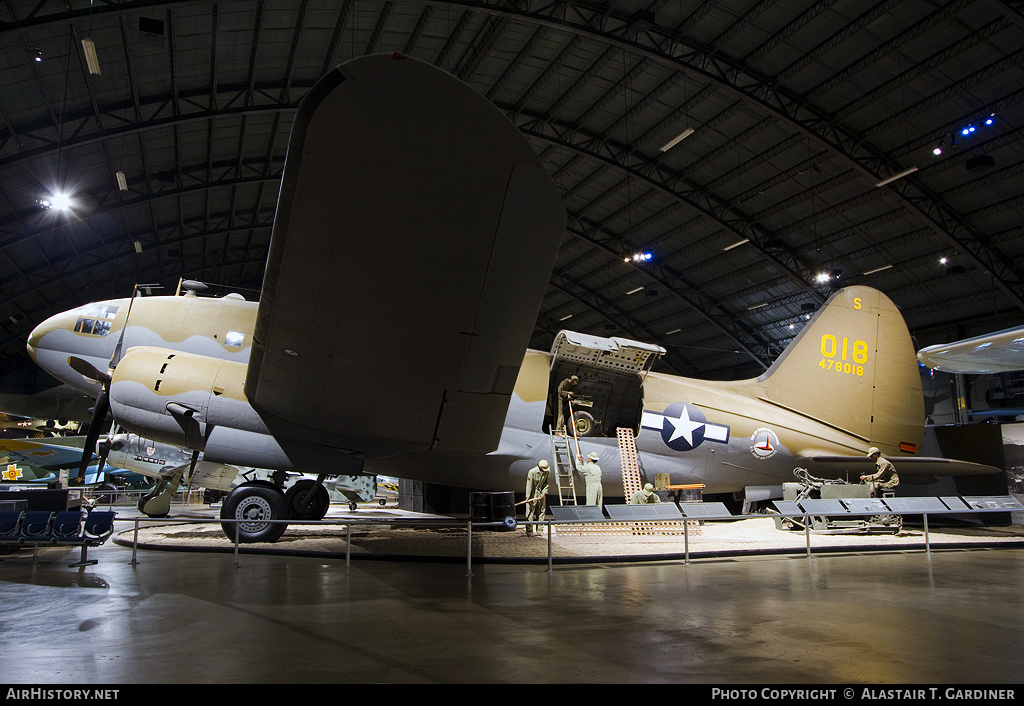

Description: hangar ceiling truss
[1,0,1022,385]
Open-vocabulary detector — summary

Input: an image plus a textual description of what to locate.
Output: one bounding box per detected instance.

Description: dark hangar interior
[1,0,1023,389]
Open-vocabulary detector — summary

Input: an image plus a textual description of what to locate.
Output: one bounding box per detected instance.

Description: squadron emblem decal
[750,428,780,460]
[641,402,730,452]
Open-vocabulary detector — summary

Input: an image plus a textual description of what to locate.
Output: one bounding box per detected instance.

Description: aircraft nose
[26,315,58,362]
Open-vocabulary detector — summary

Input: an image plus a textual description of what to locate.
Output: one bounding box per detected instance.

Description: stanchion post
[131,517,140,566]
[547,521,553,572]
[466,520,473,577]
[683,518,690,565]
[346,523,352,571]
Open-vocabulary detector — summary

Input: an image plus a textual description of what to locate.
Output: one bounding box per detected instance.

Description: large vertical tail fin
[754,286,923,454]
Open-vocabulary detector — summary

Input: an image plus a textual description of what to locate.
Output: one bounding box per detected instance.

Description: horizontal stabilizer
[803,455,1002,476]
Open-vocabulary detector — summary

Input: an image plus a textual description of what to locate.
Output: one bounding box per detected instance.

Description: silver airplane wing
[245,53,565,459]
[917,325,1024,374]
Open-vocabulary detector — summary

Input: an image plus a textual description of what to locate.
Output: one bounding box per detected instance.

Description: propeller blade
[75,388,109,484]
[67,356,111,385]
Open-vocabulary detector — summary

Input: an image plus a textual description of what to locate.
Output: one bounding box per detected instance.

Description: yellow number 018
[820,334,868,375]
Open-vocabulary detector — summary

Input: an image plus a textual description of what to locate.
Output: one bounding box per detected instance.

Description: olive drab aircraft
[25,54,999,543]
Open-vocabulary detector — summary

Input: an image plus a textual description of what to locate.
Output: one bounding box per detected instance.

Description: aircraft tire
[284,480,330,521]
[220,485,289,543]
[572,410,596,437]
[94,482,119,503]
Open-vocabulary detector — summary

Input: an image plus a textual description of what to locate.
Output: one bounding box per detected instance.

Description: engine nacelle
[109,346,268,451]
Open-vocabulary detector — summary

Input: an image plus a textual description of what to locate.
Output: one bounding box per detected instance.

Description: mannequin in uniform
[860,447,899,497]
[630,482,660,504]
[524,460,550,536]
[579,451,603,506]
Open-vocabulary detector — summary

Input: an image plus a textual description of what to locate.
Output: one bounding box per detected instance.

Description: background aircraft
[0,435,145,498]
[25,55,1001,543]
[917,325,1024,374]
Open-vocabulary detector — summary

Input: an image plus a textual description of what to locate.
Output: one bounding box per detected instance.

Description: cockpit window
[73,304,119,337]
[225,331,245,348]
[74,303,120,319]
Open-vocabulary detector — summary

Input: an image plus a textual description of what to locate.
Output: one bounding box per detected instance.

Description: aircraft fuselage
[28,292,894,500]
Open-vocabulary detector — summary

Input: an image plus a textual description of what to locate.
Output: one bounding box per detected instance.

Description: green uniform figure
[579,451,603,506]
[525,460,550,536]
[860,446,899,497]
[630,482,660,504]
[555,375,579,431]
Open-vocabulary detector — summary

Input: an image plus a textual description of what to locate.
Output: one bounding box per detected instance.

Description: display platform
[109,503,1024,562]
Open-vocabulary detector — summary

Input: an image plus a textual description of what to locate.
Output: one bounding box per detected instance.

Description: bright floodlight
[815,272,830,283]
[50,193,72,211]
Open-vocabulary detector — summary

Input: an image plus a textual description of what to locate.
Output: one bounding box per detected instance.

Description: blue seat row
[0,509,116,566]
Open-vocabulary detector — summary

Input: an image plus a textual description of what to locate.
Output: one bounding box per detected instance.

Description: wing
[190,461,241,492]
[0,437,88,468]
[246,54,565,458]
[804,455,1002,476]
[917,325,1024,374]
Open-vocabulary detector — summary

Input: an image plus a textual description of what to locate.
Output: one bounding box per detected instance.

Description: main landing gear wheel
[284,480,330,521]
[220,483,289,543]
[94,482,118,504]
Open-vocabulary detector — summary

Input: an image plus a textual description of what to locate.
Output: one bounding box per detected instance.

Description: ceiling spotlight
[815,272,830,284]
[939,257,948,265]
[50,192,72,211]
[33,48,42,62]
[932,145,942,156]
[985,114,995,125]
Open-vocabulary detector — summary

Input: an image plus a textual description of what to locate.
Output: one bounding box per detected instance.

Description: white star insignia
[665,407,705,445]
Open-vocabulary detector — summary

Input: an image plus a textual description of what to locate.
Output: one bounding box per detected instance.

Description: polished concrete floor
[2,530,1024,684]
